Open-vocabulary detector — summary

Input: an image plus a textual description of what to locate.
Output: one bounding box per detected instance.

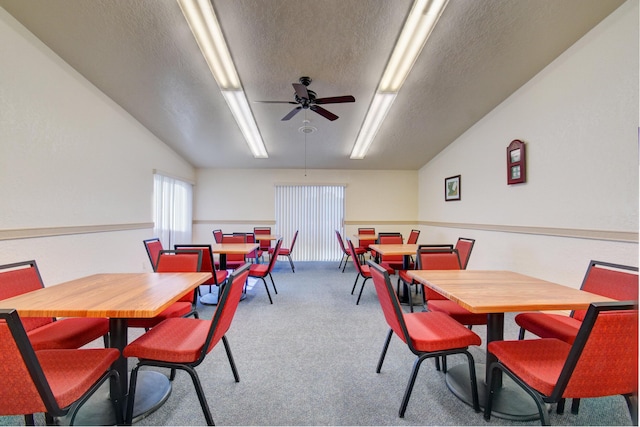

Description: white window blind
[153,173,193,248]
[275,185,345,261]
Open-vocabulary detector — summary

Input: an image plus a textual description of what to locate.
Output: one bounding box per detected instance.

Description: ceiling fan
[257,77,355,121]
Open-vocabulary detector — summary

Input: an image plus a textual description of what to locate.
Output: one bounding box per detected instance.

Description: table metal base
[200,288,220,305]
[445,363,540,421]
[59,370,172,425]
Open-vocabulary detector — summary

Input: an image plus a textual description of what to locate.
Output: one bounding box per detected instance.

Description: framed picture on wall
[507,139,526,184]
[444,175,461,201]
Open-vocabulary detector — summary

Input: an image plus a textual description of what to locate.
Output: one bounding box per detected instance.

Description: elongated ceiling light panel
[178,0,268,158]
[350,0,448,159]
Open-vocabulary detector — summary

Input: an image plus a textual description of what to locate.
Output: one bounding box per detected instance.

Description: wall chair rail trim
[0,223,153,241]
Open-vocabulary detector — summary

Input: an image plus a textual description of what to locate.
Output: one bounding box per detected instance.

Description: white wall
[418,0,638,287]
[0,8,195,284]
[193,168,418,245]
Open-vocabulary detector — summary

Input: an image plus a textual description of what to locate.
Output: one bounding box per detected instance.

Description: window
[275,185,345,261]
[153,172,193,248]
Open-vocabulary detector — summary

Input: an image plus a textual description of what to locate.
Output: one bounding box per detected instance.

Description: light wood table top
[368,243,418,256]
[407,269,613,313]
[212,243,259,254]
[354,234,378,241]
[254,234,281,241]
[0,272,211,318]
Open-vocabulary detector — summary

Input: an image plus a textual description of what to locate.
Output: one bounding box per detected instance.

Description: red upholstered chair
[254,227,272,259]
[212,229,223,243]
[407,229,420,244]
[143,237,164,270]
[357,227,376,256]
[346,238,394,305]
[485,301,638,426]
[244,232,263,264]
[0,308,123,426]
[271,230,298,272]
[174,244,228,304]
[368,261,481,418]
[124,263,251,426]
[249,238,282,304]
[128,250,202,330]
[221,233,248,270]
[454,237,475,269]
[0,260,109,351]
[377,232,404,271]
[415,248,487,328]
[336,230,365,272]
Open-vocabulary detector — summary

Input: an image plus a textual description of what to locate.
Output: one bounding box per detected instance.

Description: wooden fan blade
[310,105,338,121]
[314,95,355,104]
[282,106,302,121]
[293,83,309,100]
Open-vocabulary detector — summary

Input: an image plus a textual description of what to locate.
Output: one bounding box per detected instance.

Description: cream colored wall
[418,0,638,287]
[193,168,418,244]
[0,8,195,284]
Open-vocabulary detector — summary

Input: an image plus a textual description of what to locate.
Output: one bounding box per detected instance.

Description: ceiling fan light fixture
[178,0,268,158]
[350,93,396,159]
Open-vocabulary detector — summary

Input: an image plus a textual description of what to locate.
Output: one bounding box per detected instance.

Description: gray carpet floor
[1,261,634,425]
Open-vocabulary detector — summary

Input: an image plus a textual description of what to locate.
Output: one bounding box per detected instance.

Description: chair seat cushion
[249,264,269,277]
[428,300,487,325]
[398,270,415,284]
[124,317,212,364]
[515,312,581,344]
[28,318,109,351]
[277,248,291,255]
[488,338,570,397]
[128,301,193,329]
[404,311,481,352]
[361,264,394,278]
[37,348,120,409]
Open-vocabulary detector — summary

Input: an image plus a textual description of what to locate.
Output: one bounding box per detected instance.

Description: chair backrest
[572,260,639,321]
[358,228,376,249]
[245,233,259,259]
[155,250,202,303]
[0,308,61,416]
[287,230,299,251]
[222,234,247,262]
[144,238,164,269]
[174,244,220,286]
[201,263,251,362]
[266,238,283,272]
[415,248,461,300]
[407,229,420,244]
[335,230,348,254]
[346,238,365,274]
[454,238,475,269]
[368,261,413,350]
[378,233,404,262]
[552,301,638,400]
[254,227,272,251]
[212,229,223,243]
[0,260,52,331]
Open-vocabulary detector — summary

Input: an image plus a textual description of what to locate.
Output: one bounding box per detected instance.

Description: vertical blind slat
[275,185,344,261]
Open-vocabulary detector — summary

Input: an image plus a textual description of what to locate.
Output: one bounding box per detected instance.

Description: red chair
[143,237,164,270]
[0,260,109,351]
[174,244,228,305]
[377,232,404,271]
[407,229,420,244]
[254,227,272,259]
[454,237,475,269]
[212,229,223,243]
[416,248,487,328]
[124,263,251,426]
[357,227,376,256]
[346,238,393,305]
[0,308,123,426]
[128,250,202,329]
[248,238,282,304]
[245,232,263,263]
[368,261,481,418]
[271,230,298,272]
[336,229,365,272]
[485,301,638,426]
[221,233,248,270]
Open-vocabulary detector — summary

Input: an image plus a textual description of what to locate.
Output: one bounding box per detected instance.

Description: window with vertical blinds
[153,172,193,248]
[275,185,345,261]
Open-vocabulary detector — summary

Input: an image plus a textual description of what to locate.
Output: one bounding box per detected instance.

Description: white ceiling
[0,0,625,170]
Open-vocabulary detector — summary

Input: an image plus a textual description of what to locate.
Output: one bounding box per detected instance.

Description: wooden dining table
[212,242,259,270]
[0,272,211,424]
[407,269,613,421]
[368,243,418,270]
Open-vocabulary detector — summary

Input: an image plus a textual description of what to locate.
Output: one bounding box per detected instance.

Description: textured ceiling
[0,0,626,170]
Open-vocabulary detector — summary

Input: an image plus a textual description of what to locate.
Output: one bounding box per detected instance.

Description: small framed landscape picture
[444,175,461,201]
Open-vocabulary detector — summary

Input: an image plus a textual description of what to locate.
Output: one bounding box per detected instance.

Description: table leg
[444,313,540,420]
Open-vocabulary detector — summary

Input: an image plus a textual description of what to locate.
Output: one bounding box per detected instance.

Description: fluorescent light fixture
[178,0,268,158]
[350,0,448,159]
[350,93,396,159]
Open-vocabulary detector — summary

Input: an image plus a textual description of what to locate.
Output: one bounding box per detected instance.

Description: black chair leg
[351,275,359,295]
[222,335,240,382]
[260,277,273,304]
[376,329,393,373]
[399,354,429,417]
[356,277,370,305]
[184,366,215,426]
[623,394,638,426]
[268,273,278,294]
[287,255,295,272]
[518,327,526,340]
[125,366,140,425]
[24,414,35,425]
[556,398,566,414]
[571,398,581,414]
